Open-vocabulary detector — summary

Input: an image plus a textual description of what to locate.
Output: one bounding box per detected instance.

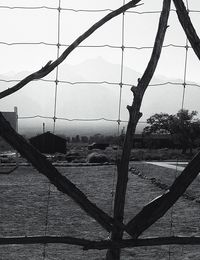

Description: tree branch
[124,0,200,239]
[2,235,200,251]
[106,1,171,258]
[0,113,113,232]
[0,165,18,175]
[0,0,141,100]
[173,0,200,60]
[0,1,144,238]
[126,150,200,238]
[85,236,200,250]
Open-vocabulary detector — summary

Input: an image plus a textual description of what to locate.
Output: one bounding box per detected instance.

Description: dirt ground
[1,163,200,259]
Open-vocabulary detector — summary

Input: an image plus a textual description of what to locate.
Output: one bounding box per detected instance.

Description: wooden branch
[126,150,200,238]
[0,235,92,247]
[85,236,200,250]
[0,2,143,238]
[2,235,200,251]
[173,0,200,60]
[0,113,114,232]
[123,0,200,241]
[106,1,171,258]
[0,0,141,100]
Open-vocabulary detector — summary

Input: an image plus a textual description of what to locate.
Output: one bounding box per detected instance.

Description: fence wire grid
[0,0,199,137]
[1,1,200,260]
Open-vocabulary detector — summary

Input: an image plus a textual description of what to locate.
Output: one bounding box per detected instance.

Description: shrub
[87,152,109,163]
[65,152,81,162]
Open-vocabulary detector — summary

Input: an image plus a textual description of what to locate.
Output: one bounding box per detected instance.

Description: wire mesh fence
[1,1,200,260]
[0,0,199,139]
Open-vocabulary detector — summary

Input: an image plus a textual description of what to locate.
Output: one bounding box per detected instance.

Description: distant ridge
[0,57,200,137]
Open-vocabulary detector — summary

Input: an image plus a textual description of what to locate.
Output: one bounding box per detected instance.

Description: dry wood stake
[106,0,171,259]
[124,0,200,240]
[2,235,200,250]
[2,0,200,259]
[0,113,113,232]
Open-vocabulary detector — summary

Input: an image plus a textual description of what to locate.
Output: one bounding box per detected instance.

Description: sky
[0,0,200,136]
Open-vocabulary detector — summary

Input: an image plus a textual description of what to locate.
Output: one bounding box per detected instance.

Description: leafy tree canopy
[143,109,200,153]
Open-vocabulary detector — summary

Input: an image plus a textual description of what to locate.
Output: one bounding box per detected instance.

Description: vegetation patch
[86,152,109,164]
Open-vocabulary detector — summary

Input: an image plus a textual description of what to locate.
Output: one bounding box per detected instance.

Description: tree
[143,109,200,154]
[81,136,89,143]
[3,1,200,260]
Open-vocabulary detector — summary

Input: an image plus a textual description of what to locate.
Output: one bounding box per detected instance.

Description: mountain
[0,57,200,137]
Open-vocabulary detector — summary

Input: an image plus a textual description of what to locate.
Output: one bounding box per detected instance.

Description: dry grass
[1,163,200,259]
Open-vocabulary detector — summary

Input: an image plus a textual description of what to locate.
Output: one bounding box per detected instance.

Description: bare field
[1,163,200,259]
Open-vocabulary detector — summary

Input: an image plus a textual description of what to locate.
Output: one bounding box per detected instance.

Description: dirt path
[145,161,188,171]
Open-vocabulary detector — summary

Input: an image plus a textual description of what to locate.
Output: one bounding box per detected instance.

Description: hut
[29,131,66,154]
[0,107,18,151]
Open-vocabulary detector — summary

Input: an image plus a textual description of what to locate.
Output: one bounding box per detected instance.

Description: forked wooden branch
[125,0,200,239]
[173,0,200,60]
[2,235,200,250]
[0,235,91,247]
[85,236,200,250]
[106,0,171,258]
[1,0,200,258]
[0,1,142,235]
[0,0,141,100]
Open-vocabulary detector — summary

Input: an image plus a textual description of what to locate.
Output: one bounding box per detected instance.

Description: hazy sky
[0,0,199,77]
[0,0,200,135]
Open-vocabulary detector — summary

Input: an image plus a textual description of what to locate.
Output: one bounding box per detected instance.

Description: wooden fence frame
[1,0,200,259]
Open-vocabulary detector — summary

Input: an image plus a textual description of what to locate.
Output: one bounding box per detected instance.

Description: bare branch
[126,150,200,238]
[123,0,200,241]
[2,235,200,251]
[0,0,141,100]
[138,1,170,96]
[0,113,113,232]
[0,2,144,237]
[85,236,200,250]
[106,1,171,258]
[173,0,200,60]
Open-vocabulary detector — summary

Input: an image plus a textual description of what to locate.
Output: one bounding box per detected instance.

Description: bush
[87,152,109,163]
[65,152,81,162]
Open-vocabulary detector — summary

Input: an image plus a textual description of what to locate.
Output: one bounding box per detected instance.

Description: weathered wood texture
[86,236,200,250]
[173,0,200,59]
[2,235,200,250]
[0,0,141,100]
[2,0,200,259]
[106,0,171,259]
[126,150,200,237]
[0,113,113,232]
[124,0,200,239]
[0,1,142,238]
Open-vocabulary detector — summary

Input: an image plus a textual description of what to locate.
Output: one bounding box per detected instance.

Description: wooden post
[0,112,113,232]
[0,0,141,239]
[106,1,171,258]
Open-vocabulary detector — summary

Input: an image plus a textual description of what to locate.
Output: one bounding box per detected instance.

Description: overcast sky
[0,0,200,135]
[0,0,199,78]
